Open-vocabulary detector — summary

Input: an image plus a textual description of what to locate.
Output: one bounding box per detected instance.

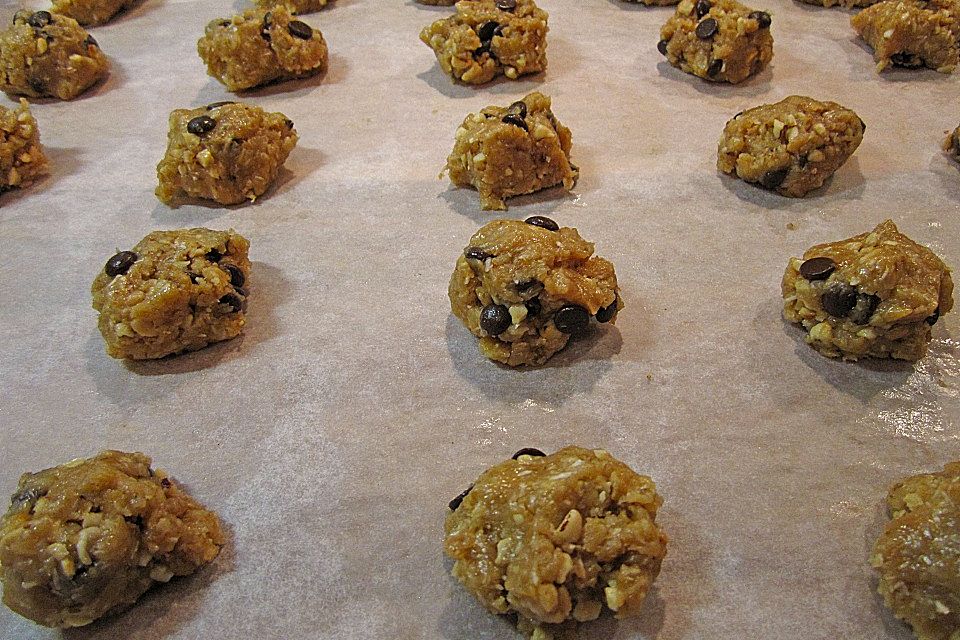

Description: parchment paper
[0,0,958,637]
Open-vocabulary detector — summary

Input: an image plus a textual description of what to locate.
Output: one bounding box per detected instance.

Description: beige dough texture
[449,218,621,367]
[49,0,135,26]
[198,5,328,92]
[871,462,960,640]
[717,95,865,197]
[445,446,667,639]
[0,451,224,628]
[419,0,548,84]
[254,0,331,13]
[155,102,298,205]
[91,228,251,360]
[851,0,960,73]
[658,0,773,83]
[446,92,578,211]
[781,220,954,361]
[0,10,109,100]
[0,98,47,193]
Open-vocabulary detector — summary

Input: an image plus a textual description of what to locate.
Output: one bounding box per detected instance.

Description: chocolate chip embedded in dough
[480,304,512,336]
[760,167,789,189]
[707,58,724,77]
[926,308,940,325]
[695,18,718,39]
[821,282,857,317]
[525,297,541,317]
[506,101,528,119]
[695,0,712,18]
[502,114,528,131]
[890,52,923,68]
[187,116,216,136]
[287,20,313,40]
[848,293,880,325]
[27,11,52,28]
[596,295,618,323]
[476,21,499,42]
[84,34,99,48]
[554,305,590,333]
[223,264,245,288]
[799,257,836,281]
[497,0,517,10]
[206,101,235,110]
[206,249,223,262]
[219,293,244,313]
[657,39,669,55]
[748,11,771,28]
[105,251,138,277]
[524,216,559,232]
[448,485,473,511]
[261,12,273,40]
[512,448,546,459]
[465,247,491,261]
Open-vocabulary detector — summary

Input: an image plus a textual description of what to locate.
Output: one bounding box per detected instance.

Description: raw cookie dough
[781,220,954,361]
[0,10,109,100]
[198,6,328,92]
[449,217,622,367]
[851,0,960,73]
[446,92,578,211]
[871,462,960,640]
[91,228,251,360]
[419,0,548,84]
[155,102,298,205]
[445,446,668,638]
[0,98,47,193]
[49,0,135,25]
[658,0,773,84]
[0,451,224,628]
[254,0,331,13]
[717,95,865,197]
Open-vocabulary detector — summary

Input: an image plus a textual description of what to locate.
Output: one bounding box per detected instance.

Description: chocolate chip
[11,487,42,509]
[657,39,669,55]
[695,17,718,39]
[707,58,724,77]
[187,115,216,136]
[749,10,771,28]
[288,20,313,40]
[760,167,789,189]
[891,52,923,68]
[261,12,273,40]
[798,256,836,281]
[465,247,490,261]
[189,272,200,284]
[284,119,294,129]
[506,101,527,119]
[596,295,618,323]
[480,304,511,336]
[28,77,46,94]
[449,485,473,511]
[554,305,590,333]
[695,0,712,18]
[476,20,499,42]
[105,251,138,277]
[502,114,528,131]
[926,307,940,325]
[223,264,245,288]
[525,297,541,317]
[859,118,866,134]
[848,293,880,325]
[84,34,98,48]
[524,216,559,232]
[206,101,235,110]
[160,477,171,488]
[207,249,223,262]
[497,0,517,10]
[517,279,541,292]
[217,19,231,27]
[512,448,546,459]
[220,293,244,313]
[821,282,857,317]
[27,11,52,28]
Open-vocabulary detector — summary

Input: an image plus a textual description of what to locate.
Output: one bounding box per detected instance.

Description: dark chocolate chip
[284,119,294,129]
[848,293,880,325]
[596,295,618,323]
[288,19,313,40]
[516,279,541,292]
[105,251,138,277]
[749,10,771,28]
[220,293,244,313]
[480,304,512,336]
[476,20,499,42]
[223,264,245,288]
[859,118,866,134]
[207,249,223,262]
[502,114,528,131]
[27,11,52,28]
[707,58,724,77]
[189,272,200,284]
[525,297,541,317]
[759,167,789,189]
[84,34,98,48]
[465,247,491,261]
[926,307,940,325]
[821,282,857,317]
[524,216,559,232]
[206,101,235,110]
[11,487,42,509]
[448,485,472,511]
[798,256,836,281]
[474,42,491,58]
[695,17,718,40]
[512,448,546,459]
[657,39,669,55]
[890,52,923,69]
[217,19,231,27]
[160,477,171,488]
[261,12,273,40]
[695,0,712,18]
[497,0,517,10]
[554,304,590,333]
[506,100,527,119]
[187,115,216,136]
[28,77,46,94]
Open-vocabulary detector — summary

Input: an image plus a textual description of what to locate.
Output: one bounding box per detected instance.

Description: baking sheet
[0,0,958,637]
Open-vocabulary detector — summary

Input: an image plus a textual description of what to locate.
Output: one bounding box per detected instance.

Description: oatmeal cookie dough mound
[449,217,621,367]
[254,0,331,13]
[0,451,224,628]
[852,0,960,73]
[0,11,108,100]
[156,102,298,205]
[782,220,953,361]
[419,0,548,84]
[446,92,577,211]
[717,95,865,197]
[198,6,328,92]
[872,462,960,640]
[658,0,772,83]
[445,447,667,636]
[0,99,47,193]
[91,228,251,360]
[50,0,136,25]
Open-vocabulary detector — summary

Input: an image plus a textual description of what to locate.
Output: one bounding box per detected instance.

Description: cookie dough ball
[0,10,109,100]
[782,220,953,361]
[91,228,251,360]
[0,451,224,628]
[449,218,621,366]
[852,0,960,73]
[872,462,960,640]
[658,0,773,84]
[50,0,135,25]
[717,95,865,197]
[446,92,578,211]
[0,98,47,193]
[419,0,548,84]
[254,0,331,13]
[445,447,667,636]
[155,102,298,205]
[198,6,328,92]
